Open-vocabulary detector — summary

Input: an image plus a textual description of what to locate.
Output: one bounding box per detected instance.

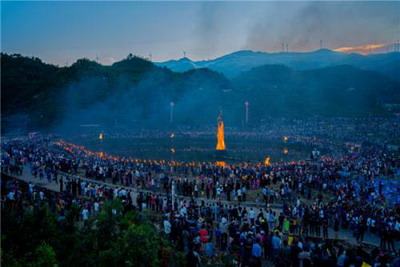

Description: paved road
[4,165,395,250]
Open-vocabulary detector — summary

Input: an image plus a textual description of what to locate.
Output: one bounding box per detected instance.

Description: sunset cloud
[333,42,390,55]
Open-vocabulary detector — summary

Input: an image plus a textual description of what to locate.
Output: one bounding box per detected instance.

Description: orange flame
[216,161,227,167]
[283,148,289,154]
[216,115,226,150]
[99,133,103,140]
[171,148,175,154]
[264,156,271,166]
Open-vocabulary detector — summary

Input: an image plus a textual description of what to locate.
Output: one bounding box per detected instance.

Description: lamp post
[244,101,249,124]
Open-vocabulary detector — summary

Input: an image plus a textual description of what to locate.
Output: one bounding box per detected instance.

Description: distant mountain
[1,53,233,133]
[1,53,399,133]
[155,50,400,82]
[157,57,201,73]
[233,64,400,118]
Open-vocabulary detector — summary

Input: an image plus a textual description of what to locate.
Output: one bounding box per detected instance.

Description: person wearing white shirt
[395,220,400,232]
[164,218,171,235]
[82,208,89,225]
[180,206,187,217]
[249,208,256,226]
[93,202,100,216]
[217,187,222,199]
[7,191,15,200]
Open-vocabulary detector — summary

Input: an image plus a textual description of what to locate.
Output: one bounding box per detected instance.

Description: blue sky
[2,1,399,66]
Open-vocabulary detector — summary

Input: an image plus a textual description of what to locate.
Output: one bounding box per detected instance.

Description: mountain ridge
[1,52,399,133]
[155,49,400,82]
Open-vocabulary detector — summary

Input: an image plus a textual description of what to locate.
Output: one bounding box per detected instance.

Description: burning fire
[99,133,103,140]
[264,156,271,166]
[216,161,227,167]
[283,148,289,154]
[216,115,226,150]
[171,148,175,154]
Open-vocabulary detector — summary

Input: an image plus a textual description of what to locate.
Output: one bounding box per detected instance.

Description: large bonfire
[216,114,226,150]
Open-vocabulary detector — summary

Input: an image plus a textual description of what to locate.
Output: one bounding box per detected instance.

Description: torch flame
[264,156,271,166]
[216,115,226,150]
[99,133,103,140]
[171,148,175,154]
[283,148,289,154]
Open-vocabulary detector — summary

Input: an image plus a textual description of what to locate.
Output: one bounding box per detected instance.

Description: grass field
[72,136,318,164]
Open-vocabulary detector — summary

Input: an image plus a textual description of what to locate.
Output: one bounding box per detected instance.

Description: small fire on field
[215,161,227,167]
[264,156,271,166]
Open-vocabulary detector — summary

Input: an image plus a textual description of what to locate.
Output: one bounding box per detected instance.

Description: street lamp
[244,101,250,123]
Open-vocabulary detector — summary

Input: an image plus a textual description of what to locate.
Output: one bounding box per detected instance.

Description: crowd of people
[2,169,399,267]
[1,121,400,266]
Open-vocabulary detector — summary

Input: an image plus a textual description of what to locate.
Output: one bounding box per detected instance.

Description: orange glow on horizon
[333,42,388,55]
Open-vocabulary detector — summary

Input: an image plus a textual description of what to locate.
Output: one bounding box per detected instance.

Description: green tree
[122,223,161,267]
[30,243,58,267]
